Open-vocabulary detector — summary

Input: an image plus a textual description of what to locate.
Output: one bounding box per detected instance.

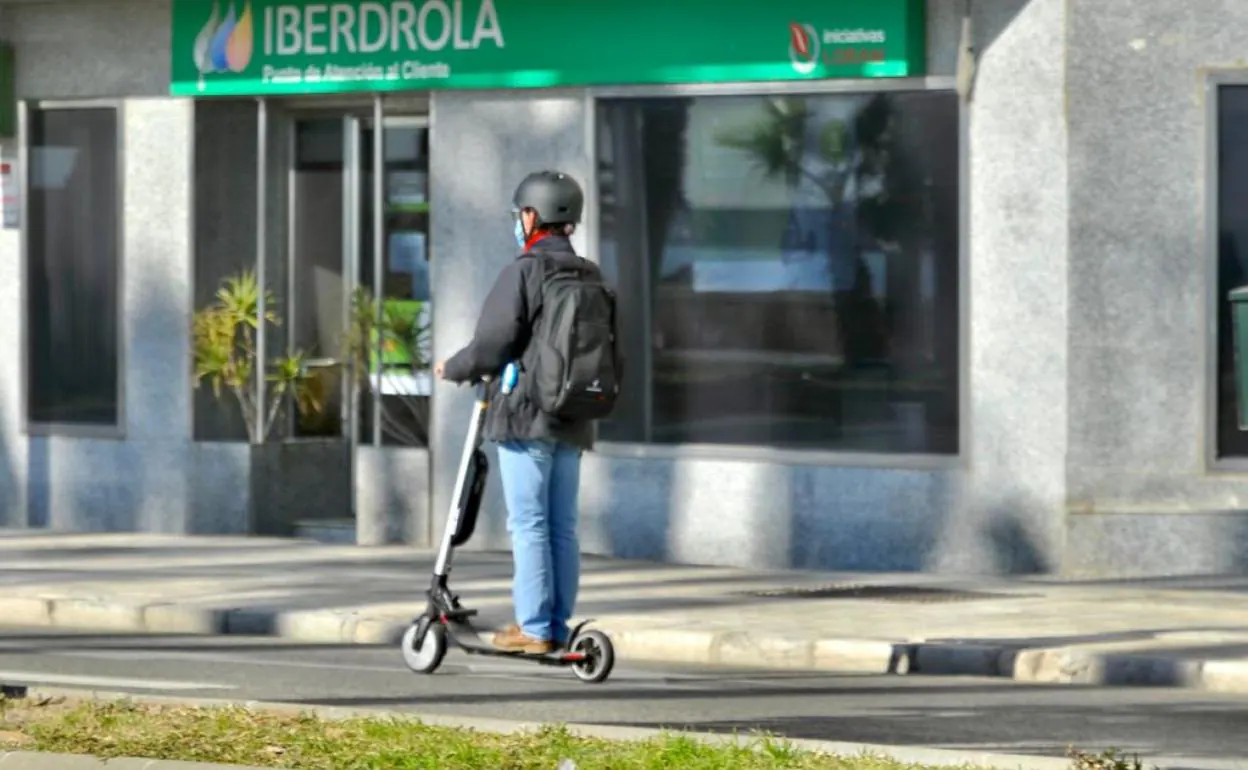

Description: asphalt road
[0,627,1246,767]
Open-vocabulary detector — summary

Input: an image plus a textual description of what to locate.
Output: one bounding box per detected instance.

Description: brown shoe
[492,623,552,654]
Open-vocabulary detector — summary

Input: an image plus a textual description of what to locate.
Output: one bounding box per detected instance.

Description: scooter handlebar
[466,374,493,399]
[467,363,516,395]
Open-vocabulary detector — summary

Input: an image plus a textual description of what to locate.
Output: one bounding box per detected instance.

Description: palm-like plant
[344,286,433,446]
[714,97,852,204]
[382,300,432,375]
[713,96,918,366]
[348,288,433,371]
[343,286,381,376]
[713,94,921,243]
[192,269,321,444]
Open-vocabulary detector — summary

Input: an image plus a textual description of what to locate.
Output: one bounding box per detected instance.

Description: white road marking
[46,648,404,674]
[46,649,703,689]
[32,648,716,690]
[0,670,236,691]
[6,646,823,692]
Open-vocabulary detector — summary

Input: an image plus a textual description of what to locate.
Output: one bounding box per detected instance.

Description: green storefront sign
[170,0,926,97]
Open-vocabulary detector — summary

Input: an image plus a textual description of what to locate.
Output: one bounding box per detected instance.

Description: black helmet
[512,170,584,225]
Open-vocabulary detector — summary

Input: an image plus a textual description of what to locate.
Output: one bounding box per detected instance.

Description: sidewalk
[0,752,266,769]
[5,532,1248,692]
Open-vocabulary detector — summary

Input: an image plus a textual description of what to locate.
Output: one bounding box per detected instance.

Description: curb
[0,751,266,769]
[5,595,1248,693]
[9,687,1075,770]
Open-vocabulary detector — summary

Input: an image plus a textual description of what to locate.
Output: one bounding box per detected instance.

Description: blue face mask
[514,218,527,249]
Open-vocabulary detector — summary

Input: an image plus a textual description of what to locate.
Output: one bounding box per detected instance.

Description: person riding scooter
[434,170,621,655]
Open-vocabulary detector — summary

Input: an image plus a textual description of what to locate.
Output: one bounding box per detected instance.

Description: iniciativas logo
[788,22,819,75]
[193,0,255,84]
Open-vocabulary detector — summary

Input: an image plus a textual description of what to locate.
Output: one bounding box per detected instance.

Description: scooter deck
[443,621,587,664]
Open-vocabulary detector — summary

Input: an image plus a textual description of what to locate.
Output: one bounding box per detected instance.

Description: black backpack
[526,255,621,421]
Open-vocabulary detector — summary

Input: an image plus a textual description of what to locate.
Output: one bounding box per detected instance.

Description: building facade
[0,0,1244,578]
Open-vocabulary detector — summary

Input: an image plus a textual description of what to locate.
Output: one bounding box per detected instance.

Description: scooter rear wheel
[570,629,614,684]
[401,620,447,675]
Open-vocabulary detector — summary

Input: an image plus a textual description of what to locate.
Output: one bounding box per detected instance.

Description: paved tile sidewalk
[4,533,1248,692]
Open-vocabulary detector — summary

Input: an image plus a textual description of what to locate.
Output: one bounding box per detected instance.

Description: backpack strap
[521,252,569,329]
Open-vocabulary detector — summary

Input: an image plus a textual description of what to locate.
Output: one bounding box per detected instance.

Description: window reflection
[27,107,120,426]
[1216,86,1248,457]
[597,92,960,454]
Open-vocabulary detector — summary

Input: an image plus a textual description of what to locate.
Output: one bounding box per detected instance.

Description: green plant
[381,298,433,371]
[343,286,432,377]
[1067,747,1150,770]
[713,96,922,366]
[191,269,321,444]
[341,286,433,446]
[713,94,926,244]
[714,97,851,204]
[3,696,962,770]
[343,286,380,378]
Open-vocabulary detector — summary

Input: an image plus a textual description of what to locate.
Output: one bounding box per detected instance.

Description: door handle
[300,357,344,375]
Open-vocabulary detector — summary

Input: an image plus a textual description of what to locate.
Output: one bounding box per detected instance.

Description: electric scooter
[398,367,615,684]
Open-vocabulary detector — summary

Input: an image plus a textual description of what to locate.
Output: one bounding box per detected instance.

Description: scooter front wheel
[570,629,615,684]
[401,620,447,675]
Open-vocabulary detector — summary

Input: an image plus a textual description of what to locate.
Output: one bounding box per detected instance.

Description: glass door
[288,112,366,442]
[359,115,432,449]
[281,101,432,543]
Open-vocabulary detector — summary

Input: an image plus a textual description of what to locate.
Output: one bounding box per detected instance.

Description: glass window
[596,92,960,454]
[26,106,121,427]
[192,99,260,442]
[1216,86,1248,457]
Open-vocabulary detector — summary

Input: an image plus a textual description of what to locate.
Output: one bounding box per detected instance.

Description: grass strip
[0,695,977,770]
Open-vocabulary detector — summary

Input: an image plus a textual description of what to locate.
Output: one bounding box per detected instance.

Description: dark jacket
[442,234,599,450]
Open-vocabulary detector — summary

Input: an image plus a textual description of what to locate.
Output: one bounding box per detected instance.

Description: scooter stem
[432,375,492,578]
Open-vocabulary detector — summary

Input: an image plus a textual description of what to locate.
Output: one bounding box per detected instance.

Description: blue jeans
[495,439,582,643]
